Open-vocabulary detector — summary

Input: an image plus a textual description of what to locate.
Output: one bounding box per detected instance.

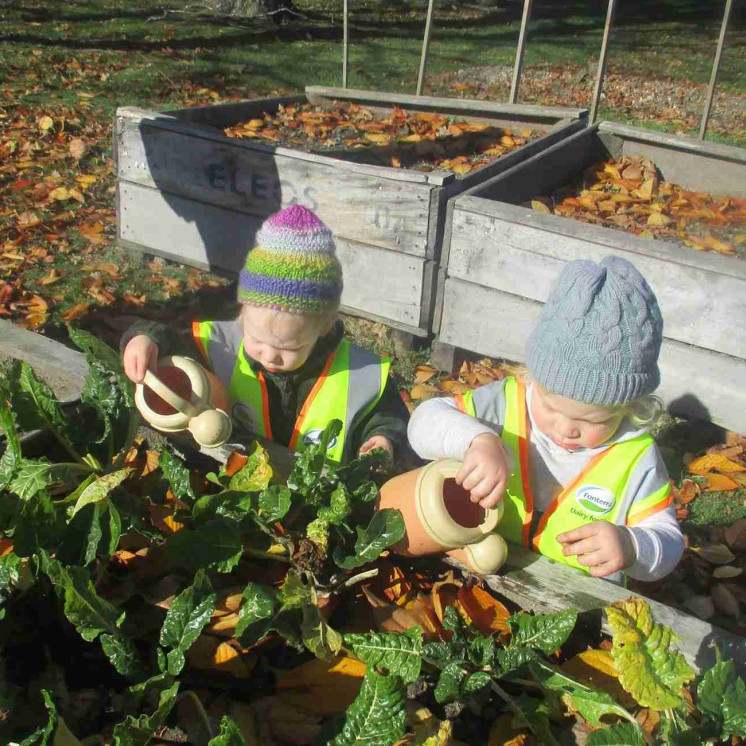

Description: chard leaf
[9,461,55,500]
[208,716,247,746]
[159,569,217,675]
[605,597,695,710]
[331,669,407,746]
[288,420,342,502]
[69,326,134,408]
[14,363,75,449]
[41,554,143,678]
[71,468,133,516]
[258,485,291,523]
[0,553,24,613]
[107,503,122,556]
[515,694,560,746]
[434,661,468,703]
[463,671,491,695]
[698,656,746,739]
[100,633,147,680]
[229,442,273,493]
[59,503,103,566]
[19,689,58,746]
[13,490,60,556]
[192,490,254,522]
[159,450,196,501]
[507,608,578,656]
[165,518,243,573]
[336,449,389,503]
[495,646,538,674]
[236,583,279,634]
[306,517,331,554]
[279,570,315,609]
[423,640,465,669]
[112,680,179,746]
[344,628,423,684]
[0,398,21,490]
[235,583,300,647]
[317,484,351,525]
[586,722,646,746]
[301,603,343,661]
[333,509,405,570]
[530,661,634,727]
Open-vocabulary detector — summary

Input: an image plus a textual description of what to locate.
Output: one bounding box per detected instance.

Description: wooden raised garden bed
[115,86,587,337]
[436,122,746,432]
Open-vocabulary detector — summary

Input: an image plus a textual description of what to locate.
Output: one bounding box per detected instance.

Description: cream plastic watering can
[134,356,232,449]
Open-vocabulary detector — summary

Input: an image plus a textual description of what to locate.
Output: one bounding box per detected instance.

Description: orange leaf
[456,583,510,635]
[364,133,390,145]
[225,450,249,476]
[451,162,473,175]
[688,453,746,475]
[438,380,471,395]
[68,138,86,159]
[414,365,438,384]
[0,538,14,556]
[705,473,740,492]
[430,571,461,624]
[675,479,700,505]
[410,383,439,401]
[561,649,636,708]
[61,302,90,321]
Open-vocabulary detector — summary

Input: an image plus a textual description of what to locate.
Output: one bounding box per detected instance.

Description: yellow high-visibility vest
[192,320,390,463]
[455,378,672,573]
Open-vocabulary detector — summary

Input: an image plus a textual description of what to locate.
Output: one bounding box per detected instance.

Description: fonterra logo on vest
[575,485,616,516]
[303,429,338,451]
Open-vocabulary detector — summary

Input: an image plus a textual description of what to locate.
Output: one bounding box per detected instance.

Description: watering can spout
[134,356,232,449]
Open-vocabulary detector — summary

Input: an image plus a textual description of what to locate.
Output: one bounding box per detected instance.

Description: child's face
[242,305,331,373]
[530,383,626,451]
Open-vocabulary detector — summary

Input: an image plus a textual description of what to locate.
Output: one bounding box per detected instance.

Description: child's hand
[456,433,509,509]
[557,522,636,578]
[123,335,159,384]
[359,435,393,458]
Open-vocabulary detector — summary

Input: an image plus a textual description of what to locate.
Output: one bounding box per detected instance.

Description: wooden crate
[437,122,746,432]
[115,86,586,337]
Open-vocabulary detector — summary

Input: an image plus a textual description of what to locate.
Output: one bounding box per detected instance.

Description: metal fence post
[509,0,533,104]
[416,0,436,96]
[699,0,734,140]
[590,0,617,124]
[342,0,349,88]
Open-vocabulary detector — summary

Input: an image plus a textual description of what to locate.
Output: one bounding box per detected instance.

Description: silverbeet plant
[1,331,745,746]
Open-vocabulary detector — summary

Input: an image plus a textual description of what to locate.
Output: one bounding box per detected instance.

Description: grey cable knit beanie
[525,255,663,405]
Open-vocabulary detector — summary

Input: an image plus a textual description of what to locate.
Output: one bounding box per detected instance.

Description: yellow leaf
[49,186,70,201]
[246,119,265,129]
[530,200,551,213]
[69,188,85,203]
[364,133,391,145]
[456,584,510,634]
[275,656,366,716]
[76,174,97,187]
[186,635,256,678]
[598,200,617,212]
[633,177,657,200]
[451,162,473,175]
[705,473,740,491]
[17,211,41,228]
[701,235,735,255]
[500,135,515,147]
[562,650,636,709]
[647,212,671,227]
[414,365,438,384]
[410,383,439,401]
[688,453,746,475]
[39,115,54,131]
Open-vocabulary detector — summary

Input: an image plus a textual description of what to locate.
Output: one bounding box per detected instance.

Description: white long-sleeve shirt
[407,380,684,582]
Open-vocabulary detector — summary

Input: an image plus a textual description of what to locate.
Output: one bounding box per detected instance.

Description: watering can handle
[143,369,202,419]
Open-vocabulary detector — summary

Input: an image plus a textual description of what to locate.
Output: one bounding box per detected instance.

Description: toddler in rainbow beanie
[122,205,409,463]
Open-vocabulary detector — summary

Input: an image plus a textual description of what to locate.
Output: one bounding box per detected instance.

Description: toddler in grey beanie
[526,255,663,406]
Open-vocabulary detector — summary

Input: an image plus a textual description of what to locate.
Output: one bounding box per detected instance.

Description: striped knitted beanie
[238,205,343,315]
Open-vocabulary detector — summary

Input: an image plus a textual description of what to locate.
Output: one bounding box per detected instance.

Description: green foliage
[330,669,407,746]
[111,680,180,746]
[333,509,405,569]
[697,656,746,740]
[159,450,196,501]
[18,690,58,746]
[208,716,248,746]
[158,569,217,675]
[165,517,243,573]
[586,722,646,746]
[344,627,423,683]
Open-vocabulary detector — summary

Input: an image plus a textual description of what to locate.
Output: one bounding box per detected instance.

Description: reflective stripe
[455,390,473,415]
[192,321,211,365]
[499,378,534,546]
[626,482,674,526]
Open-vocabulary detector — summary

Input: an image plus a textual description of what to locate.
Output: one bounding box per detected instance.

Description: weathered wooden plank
[600,121,746,166]
[446,202,746,360]
[118,107,434,185]
[164,95,305,128]
[447,545,745,676]
[116,113,432,257]
[0,319,88,400]
[305,86,588,123]
[118,181,429,332]
[438,278,746,432]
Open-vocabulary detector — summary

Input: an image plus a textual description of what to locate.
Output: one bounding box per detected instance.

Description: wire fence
[340,0,736,141]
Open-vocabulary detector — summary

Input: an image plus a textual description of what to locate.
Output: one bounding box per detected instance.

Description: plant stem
[111,410,141,471]
[244,547,292,564]
[175,690,213,740]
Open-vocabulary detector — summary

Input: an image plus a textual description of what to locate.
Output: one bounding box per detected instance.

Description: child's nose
[557,420,580,439]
